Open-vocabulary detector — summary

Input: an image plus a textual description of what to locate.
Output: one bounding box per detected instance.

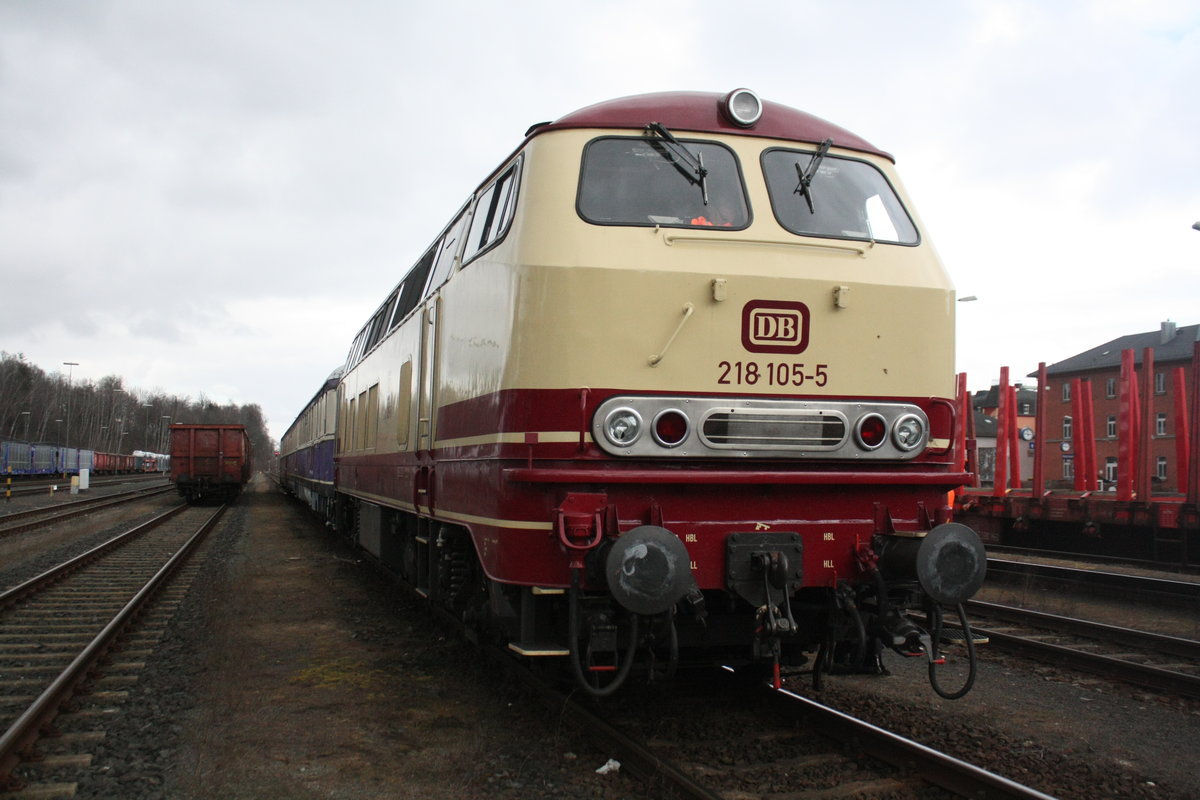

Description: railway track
[584,674,1052,799]
[986,557,1200,609]
[0,486,174,538]
[493,649,1054,799]
[2,475,165,501]
[986,544,1200,577]
[0,503,226,795]
[966,599,1200,699]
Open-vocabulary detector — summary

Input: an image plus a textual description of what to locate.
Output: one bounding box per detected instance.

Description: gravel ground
[0,481,179,589]
[9,475,1200,799]
[71,476,655,800]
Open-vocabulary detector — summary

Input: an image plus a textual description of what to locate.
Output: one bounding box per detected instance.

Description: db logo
[741,300,810,354]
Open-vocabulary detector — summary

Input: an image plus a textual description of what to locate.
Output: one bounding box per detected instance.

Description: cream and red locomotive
[281,89,986,696]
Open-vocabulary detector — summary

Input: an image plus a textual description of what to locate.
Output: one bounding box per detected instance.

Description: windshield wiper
[794,138,833,214]
[645,122,709,205]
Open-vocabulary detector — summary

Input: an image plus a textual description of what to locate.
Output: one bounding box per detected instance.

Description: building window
[1062,383,1071,402]
[1157,456,1168,480]
[1155,372,1166,395]
[1105,457,1118,483]
[1106,377,1116,398]
[1156,412,1168,436]
[1107,416,1116,438]
[1062,416,1072,440]
[1063,457,1074,480]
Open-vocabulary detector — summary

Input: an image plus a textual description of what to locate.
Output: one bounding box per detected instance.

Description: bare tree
[0,353,272,468]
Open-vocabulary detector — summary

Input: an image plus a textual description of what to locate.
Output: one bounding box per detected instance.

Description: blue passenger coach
[279,367,341,521]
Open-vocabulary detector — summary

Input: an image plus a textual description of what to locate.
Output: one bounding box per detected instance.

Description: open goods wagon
[169,424,252,503]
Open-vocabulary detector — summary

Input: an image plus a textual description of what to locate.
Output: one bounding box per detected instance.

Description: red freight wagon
[93,451,136,474]
[169,424,252,503]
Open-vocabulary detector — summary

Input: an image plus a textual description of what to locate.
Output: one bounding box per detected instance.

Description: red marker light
[653,410,690,447]
[856,414,887,450]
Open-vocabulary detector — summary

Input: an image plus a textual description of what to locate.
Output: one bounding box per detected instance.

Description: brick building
[1038,321,1198,492]
[972,385,1037,487]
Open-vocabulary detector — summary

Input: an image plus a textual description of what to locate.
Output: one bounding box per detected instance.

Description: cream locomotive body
[305,90,984,696]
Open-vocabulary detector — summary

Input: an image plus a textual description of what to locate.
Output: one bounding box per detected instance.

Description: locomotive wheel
[812,634,835,691]
[435,525,487,623]
[333,496,357,540]
[400,532,418,585]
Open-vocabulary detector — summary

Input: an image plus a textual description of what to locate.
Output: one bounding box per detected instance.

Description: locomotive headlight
[604,407,643,447]
[723,88,763,127]
[892,414,926,451]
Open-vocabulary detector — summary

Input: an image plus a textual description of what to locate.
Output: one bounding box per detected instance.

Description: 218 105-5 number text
[717,361,829,387]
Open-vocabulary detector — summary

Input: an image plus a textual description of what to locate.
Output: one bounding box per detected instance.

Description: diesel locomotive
[280,89,986,697]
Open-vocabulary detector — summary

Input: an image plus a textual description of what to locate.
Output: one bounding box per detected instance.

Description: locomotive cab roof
[526,90,893,162]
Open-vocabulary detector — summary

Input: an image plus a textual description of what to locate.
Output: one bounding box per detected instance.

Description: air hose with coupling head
[839,579,869,669]
[568,567,638,698]
[926,602,978,699]
[568,524,693,697]
[874,522,987,699]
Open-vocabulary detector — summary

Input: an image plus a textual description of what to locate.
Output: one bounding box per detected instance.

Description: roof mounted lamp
[723,88,763,128]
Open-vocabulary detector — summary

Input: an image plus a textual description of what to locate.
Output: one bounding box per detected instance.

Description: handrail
[662,233,868,257]
[648,303,695,367]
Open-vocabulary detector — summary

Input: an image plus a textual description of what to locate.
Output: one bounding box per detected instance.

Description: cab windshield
[761,148,918,245]
[578,136,749,229]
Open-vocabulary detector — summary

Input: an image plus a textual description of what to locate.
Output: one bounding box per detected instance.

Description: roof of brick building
[1040,322,1199,376]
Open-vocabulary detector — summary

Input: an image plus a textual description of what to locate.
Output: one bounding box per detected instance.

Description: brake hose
[838,581,869,670]
[928,603,978,699]
[568,570,639,697]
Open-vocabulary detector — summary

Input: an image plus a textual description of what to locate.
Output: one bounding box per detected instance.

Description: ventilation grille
[700,410,847,450]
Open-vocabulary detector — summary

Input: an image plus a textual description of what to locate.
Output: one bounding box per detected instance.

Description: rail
[0,485,175,537]
[0,504,226,787]
[486,631,1054,799]
[966,599,1200,699]
[987,557,1200,605]
[758,681,1058,800]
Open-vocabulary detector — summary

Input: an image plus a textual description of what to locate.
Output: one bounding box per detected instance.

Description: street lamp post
[62,361,78,475]
[142,403,153,452]
[110,388,127,452]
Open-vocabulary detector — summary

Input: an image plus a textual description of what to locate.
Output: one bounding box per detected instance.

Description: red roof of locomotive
[533,90,892,162]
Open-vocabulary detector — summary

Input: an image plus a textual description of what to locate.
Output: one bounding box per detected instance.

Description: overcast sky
[2,1,1198,443]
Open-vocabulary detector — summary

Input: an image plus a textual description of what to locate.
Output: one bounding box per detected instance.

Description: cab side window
[463,159,521,264]
[424,204,471,295]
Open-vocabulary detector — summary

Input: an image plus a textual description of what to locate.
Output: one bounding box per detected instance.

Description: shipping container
[32,445,57,474]
[1,441,32,474]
